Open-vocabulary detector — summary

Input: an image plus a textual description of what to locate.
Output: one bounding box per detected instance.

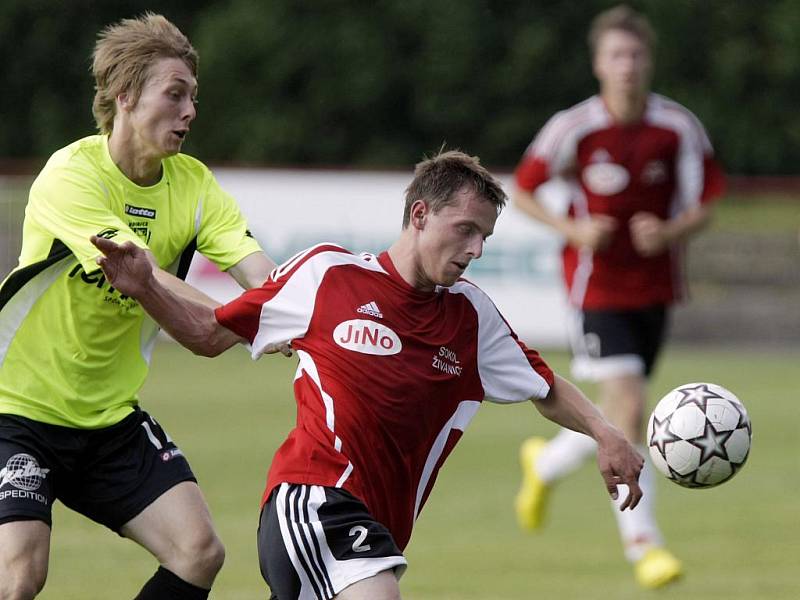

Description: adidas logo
[356,301,383,319]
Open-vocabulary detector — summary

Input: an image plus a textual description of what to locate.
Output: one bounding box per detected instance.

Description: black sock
[134,566,210,600]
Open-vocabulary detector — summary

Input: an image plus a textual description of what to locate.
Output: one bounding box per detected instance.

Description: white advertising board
[187,168,570,348]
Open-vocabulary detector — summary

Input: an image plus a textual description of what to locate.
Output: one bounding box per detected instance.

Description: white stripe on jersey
[252,249,388,359]
[270,242,343,281]
[0,259,72,368]
[139,317,160,366]
[295,349,353,485]
[193,199,203,236]
[569,246,595,308]
[645,94,709,213]
[414,400,480,520]
[530,96,610,177]
[449,281,551,403]
[565,182,594,308]
[335,462,353,488]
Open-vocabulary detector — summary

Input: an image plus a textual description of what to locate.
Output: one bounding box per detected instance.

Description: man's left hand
[630,212,669,257]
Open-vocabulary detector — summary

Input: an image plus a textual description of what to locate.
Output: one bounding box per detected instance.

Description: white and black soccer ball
[647,382,752,489]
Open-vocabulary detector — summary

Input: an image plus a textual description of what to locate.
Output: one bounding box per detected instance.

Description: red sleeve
[214,242,351,343]
[701,155,726,203]
[215,285,280,343]
[514,155,551,193]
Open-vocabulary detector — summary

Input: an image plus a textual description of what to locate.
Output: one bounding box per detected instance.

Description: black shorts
[569,305,669,381]
[258,483,407,600]
[0,408,195,532]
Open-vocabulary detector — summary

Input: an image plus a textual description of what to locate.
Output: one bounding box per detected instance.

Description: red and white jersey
[515,93,725,310]
[215,244,554,549]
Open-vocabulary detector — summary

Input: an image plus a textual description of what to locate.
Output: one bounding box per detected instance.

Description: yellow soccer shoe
[635,547,683,589]
[514,437,550,531]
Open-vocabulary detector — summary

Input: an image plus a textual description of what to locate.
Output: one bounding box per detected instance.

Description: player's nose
[182,97,196,121]
[468,236,484,259]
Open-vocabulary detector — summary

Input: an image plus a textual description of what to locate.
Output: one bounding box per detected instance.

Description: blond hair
[587,5,656,56]
[92,13,198,133]
[403,150,506,228]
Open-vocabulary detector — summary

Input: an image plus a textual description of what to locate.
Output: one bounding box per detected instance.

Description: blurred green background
[2,0,800,172]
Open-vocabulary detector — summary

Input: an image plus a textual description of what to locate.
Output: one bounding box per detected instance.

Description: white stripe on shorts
[274,483,407,599]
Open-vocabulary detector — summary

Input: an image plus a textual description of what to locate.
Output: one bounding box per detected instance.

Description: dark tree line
[2,0,799,174]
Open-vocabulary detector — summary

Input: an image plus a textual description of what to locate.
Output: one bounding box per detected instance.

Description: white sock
[536,427,597,483]
[610,447,664,562]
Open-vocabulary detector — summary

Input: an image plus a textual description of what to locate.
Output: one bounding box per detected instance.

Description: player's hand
[262,341,293,357]
[90,235,154,298]
[595,426,644,511]
[567,215,617,251]
[630,212,669,256]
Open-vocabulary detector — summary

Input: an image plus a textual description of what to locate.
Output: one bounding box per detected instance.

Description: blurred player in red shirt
[513,4,724,589]
[91,150,645,600]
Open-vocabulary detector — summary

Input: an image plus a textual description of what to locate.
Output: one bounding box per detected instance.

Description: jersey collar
[377,251,439,299]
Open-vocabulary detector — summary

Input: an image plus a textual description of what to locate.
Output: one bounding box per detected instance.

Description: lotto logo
[333,319,402,356]
[160,448,183,462]
[124,204,157,219]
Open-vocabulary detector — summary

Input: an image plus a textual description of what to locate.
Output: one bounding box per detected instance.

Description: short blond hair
[402,150,506,228]
[92,13,198,134]
[587,5,656,56]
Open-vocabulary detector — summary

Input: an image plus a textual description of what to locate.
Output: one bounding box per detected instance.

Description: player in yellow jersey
[0,14,277,600]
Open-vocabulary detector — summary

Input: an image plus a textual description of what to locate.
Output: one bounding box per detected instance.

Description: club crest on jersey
[128,221,152,244]
[582,162,630,195]
[641,160,668,185]
[333,319,402,356]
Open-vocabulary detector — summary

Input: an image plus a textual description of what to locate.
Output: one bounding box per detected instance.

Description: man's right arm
[532,374,644,510]
[91,235,243,357]
[514,187,617,251]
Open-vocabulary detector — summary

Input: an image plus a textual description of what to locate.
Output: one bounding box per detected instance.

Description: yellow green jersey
[0,135,262,428]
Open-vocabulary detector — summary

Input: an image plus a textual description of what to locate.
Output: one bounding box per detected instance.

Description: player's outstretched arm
[90,235,243,357]
[227,251,276,289]
[532,374,644,510]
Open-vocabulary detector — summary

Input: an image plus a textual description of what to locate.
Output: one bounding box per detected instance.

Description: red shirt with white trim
[515,94,725,310]
[215,244,554,549]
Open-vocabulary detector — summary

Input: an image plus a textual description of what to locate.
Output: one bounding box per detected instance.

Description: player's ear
[117,92,133,112]
[410,200,428,230]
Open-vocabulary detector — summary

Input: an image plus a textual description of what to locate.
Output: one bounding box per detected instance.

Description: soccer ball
[647,382,752,489]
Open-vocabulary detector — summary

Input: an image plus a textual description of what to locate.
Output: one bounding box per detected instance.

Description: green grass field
[37,342,799,599]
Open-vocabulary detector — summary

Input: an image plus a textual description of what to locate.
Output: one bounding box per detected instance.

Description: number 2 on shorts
[348,525,372,553]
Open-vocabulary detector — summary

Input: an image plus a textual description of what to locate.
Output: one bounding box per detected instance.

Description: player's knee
[200,534,226,577]
[0,563,47,600]
[174,528,225,580]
